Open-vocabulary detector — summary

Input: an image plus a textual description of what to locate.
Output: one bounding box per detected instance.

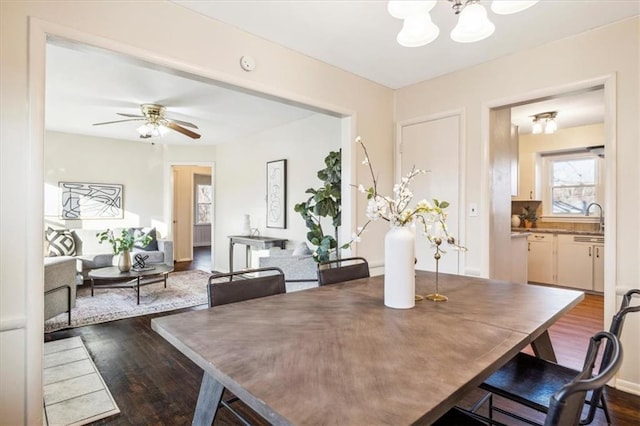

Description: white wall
[1,2,393,420]
[44,131,168,232]
[395,18,639,393]
[214,114,341,272]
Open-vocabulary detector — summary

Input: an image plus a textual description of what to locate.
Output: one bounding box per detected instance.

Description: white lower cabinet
[525,233,604,292]
[556,235,605,292]
[527,233,555,284]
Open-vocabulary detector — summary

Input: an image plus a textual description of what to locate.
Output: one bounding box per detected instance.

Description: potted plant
[294,150,342,263]
[97,229,152,272]
[519,206,538,229]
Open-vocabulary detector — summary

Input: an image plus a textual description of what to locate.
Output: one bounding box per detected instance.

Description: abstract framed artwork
[266,159,287,229]
[59,182,123,219]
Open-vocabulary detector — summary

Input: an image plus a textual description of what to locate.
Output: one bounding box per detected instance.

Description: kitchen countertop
[512,227,604,236]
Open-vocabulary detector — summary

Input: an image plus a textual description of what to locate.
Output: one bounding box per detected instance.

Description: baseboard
[615,378,640,396]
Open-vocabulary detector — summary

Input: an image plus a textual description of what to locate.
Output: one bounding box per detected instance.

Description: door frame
[395,109,467,276]
[481,74,617,350]
[167,162,215,264]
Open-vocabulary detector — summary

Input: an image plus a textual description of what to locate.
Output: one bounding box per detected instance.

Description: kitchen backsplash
[511,200,600,232]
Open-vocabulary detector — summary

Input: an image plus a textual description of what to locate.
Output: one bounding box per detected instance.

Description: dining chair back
[317,257,369,286]
[207,267,286,307]
[205,267,286,424]
[544,331,622,426]
[434,331,622,426]
[479,289,638,425]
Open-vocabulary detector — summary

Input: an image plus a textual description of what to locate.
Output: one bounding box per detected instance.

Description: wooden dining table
[151,271,583,425]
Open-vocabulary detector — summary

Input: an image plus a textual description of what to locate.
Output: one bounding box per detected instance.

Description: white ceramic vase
[511,214,521,228]
[242,214,251,236]
[384,225,416,309]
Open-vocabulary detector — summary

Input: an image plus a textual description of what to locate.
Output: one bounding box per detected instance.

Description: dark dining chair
[207,266,286,307]
[205,267,286,424]
[478,289,639,425]
[434,330,623,426]
[317,256,370,286]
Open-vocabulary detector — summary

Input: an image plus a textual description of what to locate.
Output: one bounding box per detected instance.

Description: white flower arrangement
[351,136,467,255]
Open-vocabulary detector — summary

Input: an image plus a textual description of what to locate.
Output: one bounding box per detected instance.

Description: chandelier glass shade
[388,0,538,47]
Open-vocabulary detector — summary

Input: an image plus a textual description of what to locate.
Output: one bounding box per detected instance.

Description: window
[195,184,212,224]
[542,152,602,217]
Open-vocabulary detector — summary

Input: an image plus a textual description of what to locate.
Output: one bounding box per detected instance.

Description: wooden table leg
[531,330,557,362]
[192,371,224,426]
[91,278,95,296]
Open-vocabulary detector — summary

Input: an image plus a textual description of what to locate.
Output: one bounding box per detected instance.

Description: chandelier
[531,111,558,135]
[388,0,539,47]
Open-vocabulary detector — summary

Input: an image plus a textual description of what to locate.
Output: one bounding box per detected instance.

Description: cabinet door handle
[589,246,592,257]
[528,242,530,252]
[529,191,533,199]
[596,247,600,258]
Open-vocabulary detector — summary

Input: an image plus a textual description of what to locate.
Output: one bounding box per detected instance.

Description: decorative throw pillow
[292,242,312,256]
[45,227,76,256]
[131,227,158,251]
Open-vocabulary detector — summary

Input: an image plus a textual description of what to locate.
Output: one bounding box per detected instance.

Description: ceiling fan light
[397,14,439,47]
[450,3,495,43]
[137,123,152,137]
[491,0,539,15]
[388,0,437,19]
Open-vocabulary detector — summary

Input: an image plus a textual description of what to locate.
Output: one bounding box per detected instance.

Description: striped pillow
[45,227,76,256]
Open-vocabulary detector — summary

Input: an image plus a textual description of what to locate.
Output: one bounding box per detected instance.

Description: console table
[228,235,287,273]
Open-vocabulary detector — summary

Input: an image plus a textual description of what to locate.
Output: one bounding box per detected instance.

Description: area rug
[44,336,120,425]
[45,270,210,333]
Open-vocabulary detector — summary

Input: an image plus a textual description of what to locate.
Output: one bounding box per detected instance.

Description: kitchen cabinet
[527,233,555,284]
[556,235,605,292]
[513,152,539,201]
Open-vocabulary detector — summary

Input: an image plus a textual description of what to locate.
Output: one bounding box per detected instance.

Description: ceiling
[45,1,636,145]
[172,0,639,89]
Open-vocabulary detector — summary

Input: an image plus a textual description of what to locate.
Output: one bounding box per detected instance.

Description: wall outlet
[469,203,478,217]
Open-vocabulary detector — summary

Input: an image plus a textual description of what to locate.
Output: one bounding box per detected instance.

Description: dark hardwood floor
[45,256,640,425]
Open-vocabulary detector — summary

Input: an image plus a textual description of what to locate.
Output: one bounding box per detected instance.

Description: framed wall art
[59,182,123,219]
[266,159,287,228]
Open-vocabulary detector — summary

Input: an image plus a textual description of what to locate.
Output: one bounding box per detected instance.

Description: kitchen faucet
[585,202,604,234]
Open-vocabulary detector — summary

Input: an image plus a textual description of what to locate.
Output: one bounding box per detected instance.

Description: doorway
[171,165,213,263]
[486,76,617,332]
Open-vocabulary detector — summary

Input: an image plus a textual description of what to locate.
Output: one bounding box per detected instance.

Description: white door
[399,115,461,274]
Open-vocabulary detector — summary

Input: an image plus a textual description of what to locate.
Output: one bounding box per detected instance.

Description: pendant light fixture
[388,0,539,47]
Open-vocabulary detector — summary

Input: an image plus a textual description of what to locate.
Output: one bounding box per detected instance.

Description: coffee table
[88,264,174,304]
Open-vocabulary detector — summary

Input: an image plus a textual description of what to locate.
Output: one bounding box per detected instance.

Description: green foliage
[97,229,152,254]
[294,150,342,262]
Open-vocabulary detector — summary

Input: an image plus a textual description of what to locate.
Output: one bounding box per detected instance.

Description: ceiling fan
[93,103,201,139]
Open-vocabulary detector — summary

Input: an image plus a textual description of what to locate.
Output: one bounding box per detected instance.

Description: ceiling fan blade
[93,118,146,126]
[166,118,199,129]
[165,121,201,139]
[117,113,145,118]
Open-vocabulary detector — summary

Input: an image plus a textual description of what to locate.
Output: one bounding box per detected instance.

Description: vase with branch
[349,137,467,308]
